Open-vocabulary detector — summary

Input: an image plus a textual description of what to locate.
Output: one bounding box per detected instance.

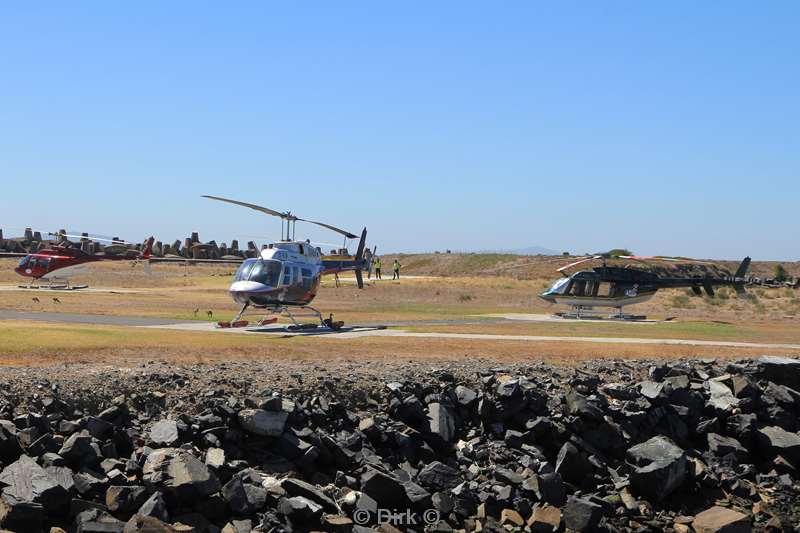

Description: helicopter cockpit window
[543,277,570,296]
[248,260,282,287]
[234,259,257,282]
[18,257,29,268]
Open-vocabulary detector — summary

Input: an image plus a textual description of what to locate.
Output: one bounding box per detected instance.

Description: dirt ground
[1,257,798,367]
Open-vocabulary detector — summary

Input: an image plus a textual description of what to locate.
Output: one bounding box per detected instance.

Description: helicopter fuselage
[540,261,750,311]
[539,267,660,309]
[229,241,366,308]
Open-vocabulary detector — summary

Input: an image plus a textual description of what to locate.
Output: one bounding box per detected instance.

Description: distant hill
[473,245,559,255]
[392,252,800,280]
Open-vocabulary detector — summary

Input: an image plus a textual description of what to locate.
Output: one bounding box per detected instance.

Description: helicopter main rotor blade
[202,195,288,219]
[48,232,129,245]
[203,195,359,239]
[295,218,359,239]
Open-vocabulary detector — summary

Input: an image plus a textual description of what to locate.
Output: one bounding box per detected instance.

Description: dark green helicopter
[540,254,751,318]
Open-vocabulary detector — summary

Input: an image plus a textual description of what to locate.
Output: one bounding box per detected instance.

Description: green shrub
[670,295,694,308]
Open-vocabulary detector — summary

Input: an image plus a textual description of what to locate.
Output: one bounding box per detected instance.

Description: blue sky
[1,2,797,259]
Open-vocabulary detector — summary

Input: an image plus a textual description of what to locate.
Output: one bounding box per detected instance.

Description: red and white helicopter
[202,195,370,329]
[10,232,154,289]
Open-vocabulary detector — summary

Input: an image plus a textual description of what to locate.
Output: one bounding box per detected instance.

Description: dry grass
[1,256,799,367]
[1,321,794,368]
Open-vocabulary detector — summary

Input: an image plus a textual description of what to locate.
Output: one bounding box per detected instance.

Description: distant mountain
[475,245,559,256]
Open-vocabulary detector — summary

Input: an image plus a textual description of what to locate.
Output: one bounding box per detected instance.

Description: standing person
[392,258,402,280]
[373,256,382,280]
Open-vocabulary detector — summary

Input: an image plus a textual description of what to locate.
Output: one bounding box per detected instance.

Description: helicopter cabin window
[282,266,293,286]
[597,282,612,297]
[570,280,588,296]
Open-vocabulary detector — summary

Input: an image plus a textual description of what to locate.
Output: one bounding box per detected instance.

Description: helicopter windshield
[18,257,29,268]
[543,277,570,296]
[234,259,257,282]
[247,260,282,287]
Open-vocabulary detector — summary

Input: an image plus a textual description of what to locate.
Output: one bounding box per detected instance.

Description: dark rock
[417,461,461,491]
[707,433,748,462]
[73,468,110,496]
[0,496,43,532]
[626,436,687,501]
[136,492,169,522]
[755,426,800,462]
[522,473,566,507]
[360,467,408,508]
[563,496,603,532]
[555,442,592,483]
[402,480,431,510]
[59,432,99,467]
[565,391,604,421]
[0,455,69,513]
[222,469,267,515]
[86,417,114,440]
[277,495,323,523]
[106,485,149,514]
[142,449,220,501]
[280,477,338,514]
[757,356,800,388]
[237,409,287,437]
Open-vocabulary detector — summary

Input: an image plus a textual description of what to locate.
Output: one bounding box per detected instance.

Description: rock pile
[0,356,798,531]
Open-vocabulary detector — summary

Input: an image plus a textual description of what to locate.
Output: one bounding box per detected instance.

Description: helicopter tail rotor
[142,237,155,259]
[354,228,368,289]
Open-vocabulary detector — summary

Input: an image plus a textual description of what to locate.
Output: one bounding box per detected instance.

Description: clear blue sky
[1,2,797,259]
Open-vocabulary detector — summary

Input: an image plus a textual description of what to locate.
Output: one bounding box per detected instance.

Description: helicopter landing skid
[556,306,647,321]
[218,303,344,330]
[608,310,647,321]
[18,279,88,290]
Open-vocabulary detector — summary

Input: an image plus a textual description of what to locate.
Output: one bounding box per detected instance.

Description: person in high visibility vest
[392,259,402,280]
[373,257,382,280]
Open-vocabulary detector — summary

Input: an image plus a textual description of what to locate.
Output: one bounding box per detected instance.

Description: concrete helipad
[0,285,142,294]
[475,313,664,324]
[3,308,800,351]
[142,322,388,337]
[139,320,800,350]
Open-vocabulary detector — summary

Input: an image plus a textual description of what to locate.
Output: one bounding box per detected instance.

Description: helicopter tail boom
[320,228,369,288]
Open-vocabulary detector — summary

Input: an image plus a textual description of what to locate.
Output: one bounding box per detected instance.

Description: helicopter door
[282,266,293,287]
[597,282,612,297]
[301,268,314,290]
[571,280,587,296]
